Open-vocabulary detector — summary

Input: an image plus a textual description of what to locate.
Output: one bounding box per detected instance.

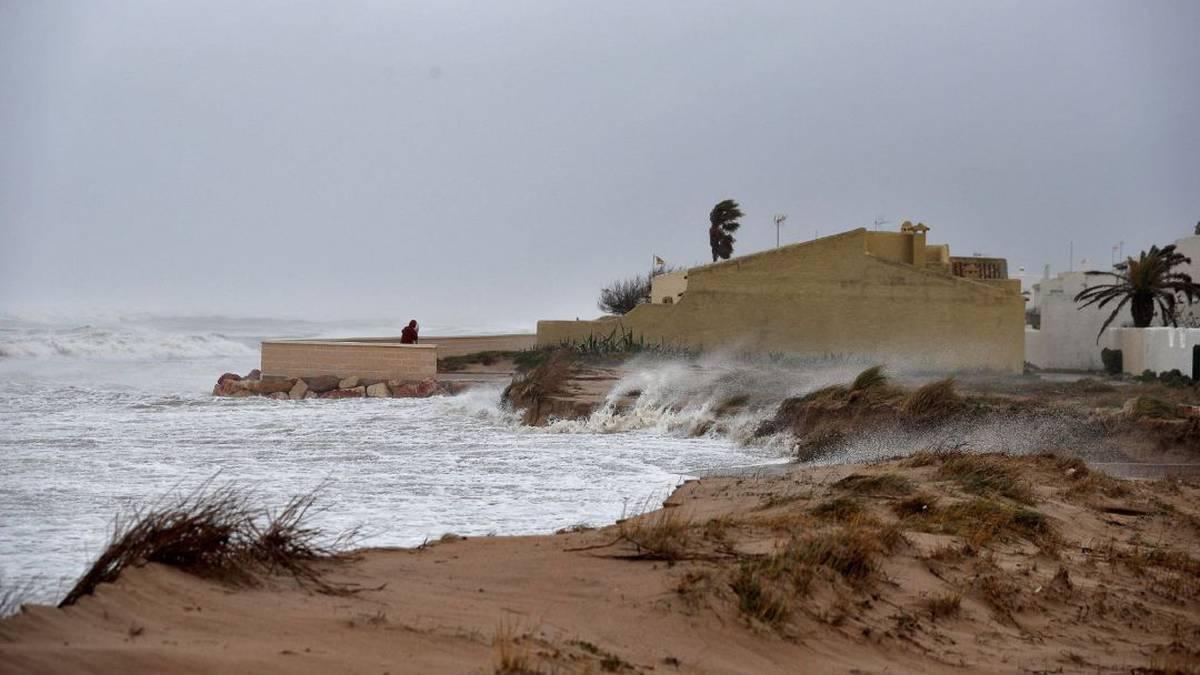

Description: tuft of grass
[800,385,848,403]
[903,442,970,467]
[835,472,915,497]
[569,640,631,672]
[512,348,554,372]
[923,592,962,621]
[850,365,888,391]
[912,498,1056,552]
[977,574,1021,617]
[1126,395,1183,420]
[618,507,692,561]
[901,378,963,420]
[810,496,865,522]
[792,521,888,582]
[60,481,354,607]
[731,518,900,626]
[492,621,540,675]
[730,561,795,625]
[702,514,737,543]
[935,454,1035,504]
[893,492,940,518]
[249,489,357,582]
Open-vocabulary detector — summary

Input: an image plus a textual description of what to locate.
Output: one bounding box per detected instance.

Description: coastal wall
[421,334,536,358]
[281,335,535,359]
[261,340,436,380]
[1109,327,1200,376]
[539,229,1025,372]
[650,271,688,304]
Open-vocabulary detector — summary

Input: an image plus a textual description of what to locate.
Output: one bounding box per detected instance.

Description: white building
[1024,231,1200,372]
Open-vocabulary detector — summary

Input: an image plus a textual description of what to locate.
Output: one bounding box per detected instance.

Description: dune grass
[810,496,865,522]
[731,517,903,627]
[901,378,963,420]
[923,592,962,621]
[900,496,1056,552]
[617,507,692,561]
[934,454,1035,504]
[835,472,915,497]
[60,481,355,607]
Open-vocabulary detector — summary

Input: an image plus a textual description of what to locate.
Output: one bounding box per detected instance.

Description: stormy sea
[0,313,786,604]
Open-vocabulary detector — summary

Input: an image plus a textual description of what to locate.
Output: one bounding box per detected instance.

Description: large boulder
[338,376,361,389]
[321,386,366,399]
[213,375,248,396]
[288,379,308,400]
[244,369,262,381]
[243,378,297,395]
[388,378,444,398]
[303,375,341,393]
[365,382,391,398]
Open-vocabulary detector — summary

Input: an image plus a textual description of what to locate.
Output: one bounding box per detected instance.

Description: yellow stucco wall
[650,270,689,304]
[538,229,1024,372]
[864,231,914,264]
[262,340,437,380]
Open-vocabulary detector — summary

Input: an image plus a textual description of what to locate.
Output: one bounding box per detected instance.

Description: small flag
[654,256,666,266]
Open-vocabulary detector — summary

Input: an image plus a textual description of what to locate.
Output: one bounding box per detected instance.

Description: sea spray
[542,352,873,444]
[534,353,1115,466]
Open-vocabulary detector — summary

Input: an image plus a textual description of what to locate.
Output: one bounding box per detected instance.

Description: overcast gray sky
[2,0,1197,329]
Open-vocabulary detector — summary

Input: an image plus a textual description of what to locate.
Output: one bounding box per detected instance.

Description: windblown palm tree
[1073,244,1200,341]
[708,199,743,262]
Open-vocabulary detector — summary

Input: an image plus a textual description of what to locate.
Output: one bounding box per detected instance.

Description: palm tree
[708,199,743,262]
[1074,244,1200,341]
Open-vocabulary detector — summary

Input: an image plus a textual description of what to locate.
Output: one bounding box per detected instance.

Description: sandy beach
[3,451,1198,674]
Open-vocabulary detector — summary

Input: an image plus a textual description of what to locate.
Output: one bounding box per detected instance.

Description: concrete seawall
[260,334,536,381]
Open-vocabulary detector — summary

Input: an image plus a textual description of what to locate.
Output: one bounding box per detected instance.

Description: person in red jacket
[400,320,419,344]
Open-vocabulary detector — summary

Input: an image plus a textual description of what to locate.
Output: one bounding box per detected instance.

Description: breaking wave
[539,353,1112,464]
[0,325,258,361]
[543,353,869,445]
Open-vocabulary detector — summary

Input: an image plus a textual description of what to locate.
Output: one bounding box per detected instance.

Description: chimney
[911,222,929,268]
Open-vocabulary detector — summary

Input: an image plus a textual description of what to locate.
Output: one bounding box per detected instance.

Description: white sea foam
[0,324,258,361]
[0,315,781,605]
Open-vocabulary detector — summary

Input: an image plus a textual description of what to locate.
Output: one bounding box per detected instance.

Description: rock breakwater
[212,370,458,400]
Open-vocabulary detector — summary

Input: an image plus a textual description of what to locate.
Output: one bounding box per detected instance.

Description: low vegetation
[933,453,1035,503]
[1126,395,1184,420]
[901,496,1056,552]
[901,378,963,420]
[60,482,354,607]
[834,472,915,497]
[923,592,962,621]
[437,349,551,373]
[597,274,651,315]
[731,517,902,628]
[559,329,693,359]
[617,507,692,561]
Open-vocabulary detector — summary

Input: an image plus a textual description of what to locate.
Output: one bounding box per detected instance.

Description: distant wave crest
[0,325,257,361]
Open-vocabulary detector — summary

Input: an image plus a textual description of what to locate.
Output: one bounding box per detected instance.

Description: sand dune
[3,454,1198,674]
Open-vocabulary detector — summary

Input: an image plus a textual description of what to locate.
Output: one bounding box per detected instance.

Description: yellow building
[539,224,1024,372]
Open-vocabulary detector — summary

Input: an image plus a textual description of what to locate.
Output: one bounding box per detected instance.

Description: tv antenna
[774,214,787,248]
[872,216,890,231]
